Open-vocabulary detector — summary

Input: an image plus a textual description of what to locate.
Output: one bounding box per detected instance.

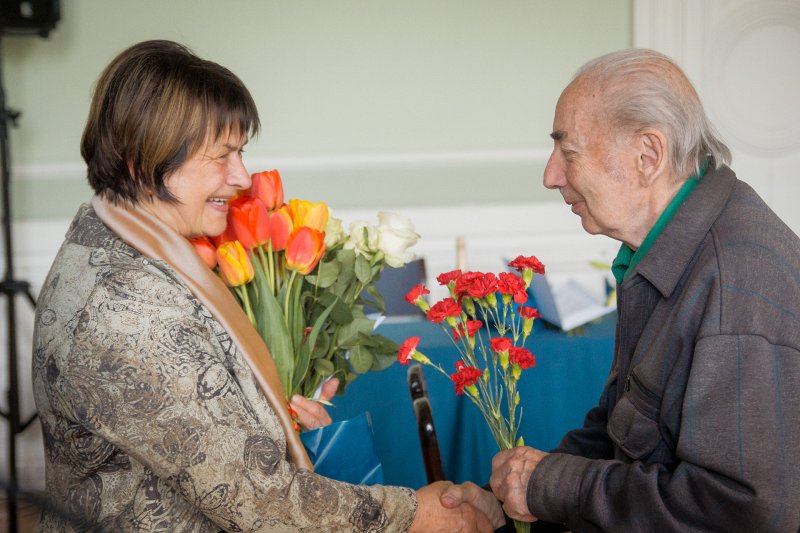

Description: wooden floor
[0,498,41,533]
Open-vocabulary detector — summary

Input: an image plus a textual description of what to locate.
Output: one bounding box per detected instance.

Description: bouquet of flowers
[191,169,420,403]
[400,257,545,533]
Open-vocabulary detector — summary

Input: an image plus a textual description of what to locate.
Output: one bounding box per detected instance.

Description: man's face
[543,83,646,246]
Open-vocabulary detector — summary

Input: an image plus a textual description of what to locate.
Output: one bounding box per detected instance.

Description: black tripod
[0,4,60,529]
[0,34,40,533]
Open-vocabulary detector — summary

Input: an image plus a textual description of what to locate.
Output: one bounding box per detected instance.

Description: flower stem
[236,286,256,326]
[284,270,298,324]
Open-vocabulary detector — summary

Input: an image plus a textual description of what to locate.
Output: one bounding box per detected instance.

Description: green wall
[5,0,631,220]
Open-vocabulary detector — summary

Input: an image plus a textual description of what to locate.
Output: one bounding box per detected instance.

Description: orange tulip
[251,169,284,210]
[189,236,218,269]
[285,227,326,275]
[268,206,293,251]
[216,241,255,287]
[288,199,329,232]
[228,196,271,250]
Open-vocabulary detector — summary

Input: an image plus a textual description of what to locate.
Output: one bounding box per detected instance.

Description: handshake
[408,447,549,533]
[293,379,549,532]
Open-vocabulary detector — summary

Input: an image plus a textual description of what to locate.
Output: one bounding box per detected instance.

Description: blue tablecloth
[330,314,616,489]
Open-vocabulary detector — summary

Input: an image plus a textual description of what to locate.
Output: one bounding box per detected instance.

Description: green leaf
[252,276,294,395]
[313,358,335,376]
[292,300,336,393]
[355,254,372,283]
[371,352,397,371]
[349,345,374,374]
[336,249,356,284]
[315,261,340,288]
[311,331,331,359]
[318,291,354,325]
[364,285,386,312]
[337,317,375,347]
[372,333,400,353]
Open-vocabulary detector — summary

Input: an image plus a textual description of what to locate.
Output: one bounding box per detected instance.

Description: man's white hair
[574,49,731,180]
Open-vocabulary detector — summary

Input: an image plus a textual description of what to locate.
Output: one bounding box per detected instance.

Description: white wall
[5,0,632,220]
[634,0,800,236]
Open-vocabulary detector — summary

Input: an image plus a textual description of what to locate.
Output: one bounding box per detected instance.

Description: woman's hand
[440,481,506,529]
[410,481,494,533]
[290,377,339,430]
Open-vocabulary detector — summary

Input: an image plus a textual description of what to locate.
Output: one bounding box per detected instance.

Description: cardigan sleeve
[55,266,417,532]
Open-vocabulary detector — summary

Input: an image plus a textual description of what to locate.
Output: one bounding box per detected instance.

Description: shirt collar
[612,164,706,285]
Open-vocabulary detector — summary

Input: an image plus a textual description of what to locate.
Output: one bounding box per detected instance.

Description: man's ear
[637,128,669,186]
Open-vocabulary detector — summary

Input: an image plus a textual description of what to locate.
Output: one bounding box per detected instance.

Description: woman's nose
[228,155,251,190]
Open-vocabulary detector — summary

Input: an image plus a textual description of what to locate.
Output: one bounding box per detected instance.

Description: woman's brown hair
[81,40,260,204]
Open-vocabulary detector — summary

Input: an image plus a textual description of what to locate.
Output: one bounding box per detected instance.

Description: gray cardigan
[528,166,800,532]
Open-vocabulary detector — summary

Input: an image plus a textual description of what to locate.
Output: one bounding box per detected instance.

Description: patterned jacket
[528,166,800,532]
[32,205,416,532]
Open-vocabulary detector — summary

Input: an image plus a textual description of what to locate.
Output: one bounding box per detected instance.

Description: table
[331,314,616,489]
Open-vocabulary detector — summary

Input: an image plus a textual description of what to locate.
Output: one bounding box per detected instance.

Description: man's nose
[543,150,565,190]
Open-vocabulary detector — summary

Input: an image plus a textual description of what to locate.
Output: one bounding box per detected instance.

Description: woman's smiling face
[150,130,251,238]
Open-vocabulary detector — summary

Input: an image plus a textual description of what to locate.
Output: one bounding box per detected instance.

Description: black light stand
[0,33,39,533]
[0,2,60,530]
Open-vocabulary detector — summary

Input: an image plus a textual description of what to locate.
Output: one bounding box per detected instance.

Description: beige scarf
[92,195,313,470]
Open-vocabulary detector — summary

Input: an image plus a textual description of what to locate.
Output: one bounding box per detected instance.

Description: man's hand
[440,481,506,529]
[410,481,494,533]
[290,377,339,430]
[490,446,548,522]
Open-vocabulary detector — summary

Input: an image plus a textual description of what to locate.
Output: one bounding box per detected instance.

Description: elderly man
[466,49,800,532]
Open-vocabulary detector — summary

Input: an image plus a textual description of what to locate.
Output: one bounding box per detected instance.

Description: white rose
[376,212,420,267]
[343,220,380,259]
[324,216,346,248]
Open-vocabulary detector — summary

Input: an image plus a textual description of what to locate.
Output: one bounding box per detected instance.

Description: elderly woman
[31,40,499,532]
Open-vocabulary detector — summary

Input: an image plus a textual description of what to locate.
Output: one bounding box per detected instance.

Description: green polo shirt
[611,167,705,284]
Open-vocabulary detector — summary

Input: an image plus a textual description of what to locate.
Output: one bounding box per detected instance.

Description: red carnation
[450,361,483,395]
[517,306,541,320]
[397,336,421,365]
[490,337,512,353]
[427,298,462,323]
[437,270,463,286]
[454,271,485,300]
[509,346,536,369]
[508,255,545,275]
[453,319,483,341]
[467,272,498,299]
[497,272,528,304]
[404,284,430,305]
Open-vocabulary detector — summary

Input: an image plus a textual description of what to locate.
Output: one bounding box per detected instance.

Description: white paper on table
[529,274,615,332]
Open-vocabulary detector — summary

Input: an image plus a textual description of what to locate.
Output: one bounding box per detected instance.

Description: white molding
[13,148,552,181]
[3,203,617,295]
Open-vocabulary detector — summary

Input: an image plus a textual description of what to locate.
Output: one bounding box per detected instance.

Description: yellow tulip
[216,241,254,287]
[288,199,329,232]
